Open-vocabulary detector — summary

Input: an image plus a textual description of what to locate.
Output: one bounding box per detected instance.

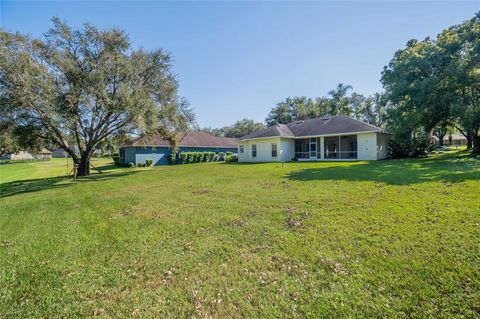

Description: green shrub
[169,153,177,164]
[180,152,188,164]
[137,162,144,167]
[209,152,215,162]
[185,153,192,163]
[198,152,205,162]
[128,162,135,168]
[145,159,153,167]
[388,135,430,159]
[226,153,238,163]
[112,155,120,166]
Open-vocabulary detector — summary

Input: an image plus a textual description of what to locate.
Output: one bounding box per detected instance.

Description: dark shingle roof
[240,124,294,140]
[128,131,238,148]
[38,148,52,154]
[240,116,386,140]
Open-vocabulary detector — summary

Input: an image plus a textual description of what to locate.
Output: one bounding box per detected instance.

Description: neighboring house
[119,131,238,166]
[0,151,34,160]
[238,116,391,162]
[52,146,80,158]
[0,148,52,160]
[52,148,69,158]
[36,148,52,159]
[443,134,468,146]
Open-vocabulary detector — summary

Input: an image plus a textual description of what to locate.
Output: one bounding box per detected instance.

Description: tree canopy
[265,86,386,128]
[382,12,480,153]
[0,18,194,174]
[202,119,265,138]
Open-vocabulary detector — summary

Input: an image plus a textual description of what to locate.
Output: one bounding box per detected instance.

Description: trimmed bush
[180,152,188,164]
[128,162,135,168]
[112,155,120,166]
[209,152,215,162]
[169,153,177,164]
[145,159,153,167]
[226,153,238,163]
[388,136,430,159]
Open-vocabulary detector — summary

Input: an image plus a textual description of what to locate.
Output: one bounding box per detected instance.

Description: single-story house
[119,131,238,166]
[0,151,34,160]
[238,116,391,162]
[0,148,52,160]
[443,134,468,146]
[37,148,52,159]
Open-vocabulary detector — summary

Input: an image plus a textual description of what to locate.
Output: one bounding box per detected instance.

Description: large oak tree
[0,18,193,175]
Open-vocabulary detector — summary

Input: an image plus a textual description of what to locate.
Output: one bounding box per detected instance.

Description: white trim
[122,145,237,148]
[239,136,294,142]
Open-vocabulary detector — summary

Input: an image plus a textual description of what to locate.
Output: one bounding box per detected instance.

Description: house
[119,131,238,166]
[0,151,34,160]
[238,116,391,162]
[36,148,52,159]
[443,134,468,147]
[0,148,52,160]
[51,146,82,158]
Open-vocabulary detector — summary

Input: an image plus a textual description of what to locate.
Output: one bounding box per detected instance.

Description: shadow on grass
[0,168,140,198]
[285,151,480,185]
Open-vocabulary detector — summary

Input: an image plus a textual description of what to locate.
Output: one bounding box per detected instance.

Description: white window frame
[239,145,244,154]
[252,144,257,158]
[271,143,278,158]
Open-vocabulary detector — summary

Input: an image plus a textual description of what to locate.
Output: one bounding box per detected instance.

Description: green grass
[0,152,479,318]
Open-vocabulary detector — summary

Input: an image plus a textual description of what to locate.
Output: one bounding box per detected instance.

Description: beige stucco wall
[376,133,390,159]
[356,132,378,160]
[238,137,294,162]
[239,132,390,162]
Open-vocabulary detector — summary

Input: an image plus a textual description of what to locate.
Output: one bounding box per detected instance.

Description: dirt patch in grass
[284,207,309,229]
[227,219,247,227]
[192,188,213,195]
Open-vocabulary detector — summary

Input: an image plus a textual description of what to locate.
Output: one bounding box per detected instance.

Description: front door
[310,138,317,159]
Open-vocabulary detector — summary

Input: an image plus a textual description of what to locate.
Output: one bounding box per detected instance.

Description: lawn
[0,152,479,318]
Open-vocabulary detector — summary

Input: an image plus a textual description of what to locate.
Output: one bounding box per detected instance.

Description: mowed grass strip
[0,152,479,318]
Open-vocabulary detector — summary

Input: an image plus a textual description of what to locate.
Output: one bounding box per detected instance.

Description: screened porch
[294,135,358,160]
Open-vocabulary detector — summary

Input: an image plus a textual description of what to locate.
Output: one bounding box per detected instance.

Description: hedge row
[172,151,237,164]
[113,156,154,168]
[113,151,238,167]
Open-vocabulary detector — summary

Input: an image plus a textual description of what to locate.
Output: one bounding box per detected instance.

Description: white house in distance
[237,116,391,162]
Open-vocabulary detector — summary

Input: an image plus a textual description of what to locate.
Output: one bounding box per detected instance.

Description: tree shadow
[285,152,480,185]
[0,169,140,198]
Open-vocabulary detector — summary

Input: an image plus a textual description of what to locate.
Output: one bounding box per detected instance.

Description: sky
[1,1,479,128]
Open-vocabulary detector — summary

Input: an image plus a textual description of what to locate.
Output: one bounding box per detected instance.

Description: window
[239,145,244,154]
[152,147,156,154]
[271,143,277,157]
[252,144,257,158]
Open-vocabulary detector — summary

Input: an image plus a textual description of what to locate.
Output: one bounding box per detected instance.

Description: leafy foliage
[0,18,194,175]
[382,12,480,154]
[201,119,265,138]
[265,87,386,127]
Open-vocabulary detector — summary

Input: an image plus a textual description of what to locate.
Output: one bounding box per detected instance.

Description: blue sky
[1,1,479,128]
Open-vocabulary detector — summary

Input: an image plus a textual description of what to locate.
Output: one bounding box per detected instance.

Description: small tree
[0,18,193,175]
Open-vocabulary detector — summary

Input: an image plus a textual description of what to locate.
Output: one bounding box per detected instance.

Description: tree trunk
[467,131,473,149]
[77,154,91,176]
[473,135,480,154]
[438,133,446,146]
